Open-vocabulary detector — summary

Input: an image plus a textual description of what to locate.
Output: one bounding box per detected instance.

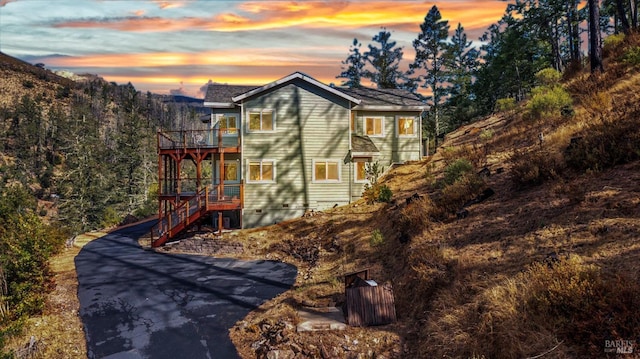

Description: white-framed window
[247,159,275,183]
[354,160,369,183]
[364,117,384,137]
[217,114,238,135]
[247,109,275,132]
[396,116,417,137]
[313,159,341,183]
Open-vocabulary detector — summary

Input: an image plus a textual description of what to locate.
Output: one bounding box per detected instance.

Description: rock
[266,349,295,359]
[456,208,469,219]
[477,167,491,177]
[405,192,423,205]
[289,343,302,354]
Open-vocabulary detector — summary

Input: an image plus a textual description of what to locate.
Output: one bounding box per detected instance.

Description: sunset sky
[0,0,510,98]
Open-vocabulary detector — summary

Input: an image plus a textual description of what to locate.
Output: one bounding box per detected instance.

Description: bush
[603,33,625,57]
[378,185,392,203]
[535,68,562,87]
[399,197,435,234]
[526,85,573,120]
[622,46,640,66]
[510,148,564,189]
[495,97,516,112]
[443,159,474,186]
[0,185,66,351]
[565,115,640,172]
[370,229,384,247]
[472,256,640,358]
[438,174,484,214]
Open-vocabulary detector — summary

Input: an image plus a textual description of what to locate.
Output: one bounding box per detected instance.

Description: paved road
[75,221,297,359]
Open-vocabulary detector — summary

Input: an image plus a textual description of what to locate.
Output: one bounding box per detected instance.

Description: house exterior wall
[353,110,422,164]
[240,79,351,228]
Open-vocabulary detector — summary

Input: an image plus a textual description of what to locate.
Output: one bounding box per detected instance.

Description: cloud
[131,10,146,17]
[153,1,188,10]
[169,81,188,96]
[49,1,506,34]
[199,79,214,97]
[0,0,18,7]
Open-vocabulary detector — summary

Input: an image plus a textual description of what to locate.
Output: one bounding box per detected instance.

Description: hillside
[157,37,640,358]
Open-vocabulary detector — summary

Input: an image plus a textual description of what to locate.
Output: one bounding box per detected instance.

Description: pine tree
[410,5,450,146]
[363,29,406,89]
[337,38,365,88]
[444,23,479,128]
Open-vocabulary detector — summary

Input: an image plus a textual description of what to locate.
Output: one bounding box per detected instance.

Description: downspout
[240,102,245,228]
[419,109,424,158]
[348,103,353,203]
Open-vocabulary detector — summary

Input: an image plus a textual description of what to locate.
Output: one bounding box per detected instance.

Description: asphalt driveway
[75,221,297,359]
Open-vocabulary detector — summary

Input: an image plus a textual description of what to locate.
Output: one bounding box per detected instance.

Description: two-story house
[151,72,424,247]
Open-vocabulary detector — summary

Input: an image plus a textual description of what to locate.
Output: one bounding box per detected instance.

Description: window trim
[395,115,418,138]
[246,159,276,183]
[364,116,385,137]
[216,113,239,136]
[246,109,276,133]
[312,159,342,183]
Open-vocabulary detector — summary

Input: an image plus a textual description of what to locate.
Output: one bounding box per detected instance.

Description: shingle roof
[351,135,380,154]
[339,87,426,109]
[202,75,426,111]
[204,84,258,105]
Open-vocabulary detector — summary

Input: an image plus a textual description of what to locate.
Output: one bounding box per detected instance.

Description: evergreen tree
[444,23,479,128]
[337,38,365,88]
[410,5,450,146]
[363,29,406,89]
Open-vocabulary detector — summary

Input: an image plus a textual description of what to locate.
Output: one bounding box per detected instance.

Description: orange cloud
[41,49,338,69]
[131,9,145,16]
[51,1,506,34]
[153,1,187,10]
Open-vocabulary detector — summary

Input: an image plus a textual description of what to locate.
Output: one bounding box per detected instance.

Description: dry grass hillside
[162,35,640,358]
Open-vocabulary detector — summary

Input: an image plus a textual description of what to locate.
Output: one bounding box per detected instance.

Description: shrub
[378,185,392,203]
[622,46,640,66]
[565,114,640,172]
[510,148,564,189]
[526,85,573,120]
[603,33,625,57]
[435,172,485,217]
[495,97,516,112]
[471,256,640,358]
[535,68,562,87]
[370,229,384,247]
[399,197,435,234]
[443,158,474,186]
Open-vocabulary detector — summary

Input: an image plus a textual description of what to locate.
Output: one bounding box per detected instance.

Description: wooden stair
[150,185,242,247]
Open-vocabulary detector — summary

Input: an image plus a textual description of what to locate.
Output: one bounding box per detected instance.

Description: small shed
[344,269,397,327]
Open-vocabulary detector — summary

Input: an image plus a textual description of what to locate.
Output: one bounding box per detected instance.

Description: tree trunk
[589,0,604,73]
[616,0,631,34]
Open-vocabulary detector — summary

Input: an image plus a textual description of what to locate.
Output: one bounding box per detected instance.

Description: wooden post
[218,212,223,235]
[219,152,225,201]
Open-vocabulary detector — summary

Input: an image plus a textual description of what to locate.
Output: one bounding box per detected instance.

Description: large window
[223,161,239,182]
[247,160,275,183]
[355,161,368,183]
[248,110,274,132]
[396,116,417,137]
[313,159,341,182]
[217,114,238,135]
[365,117,384,137]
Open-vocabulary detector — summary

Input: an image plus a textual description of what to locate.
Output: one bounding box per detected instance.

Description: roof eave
[351,151,380,158]
[232,72,362,105]
[353,105,426,111]
[203,101,237,108]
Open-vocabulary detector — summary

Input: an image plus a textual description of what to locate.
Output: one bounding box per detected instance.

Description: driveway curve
[75,221,297,359]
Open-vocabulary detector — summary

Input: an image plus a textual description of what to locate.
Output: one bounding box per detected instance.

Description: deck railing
[158,129,240,150]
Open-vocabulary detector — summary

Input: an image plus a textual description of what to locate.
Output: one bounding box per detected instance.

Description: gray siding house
[203,72,425,228]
